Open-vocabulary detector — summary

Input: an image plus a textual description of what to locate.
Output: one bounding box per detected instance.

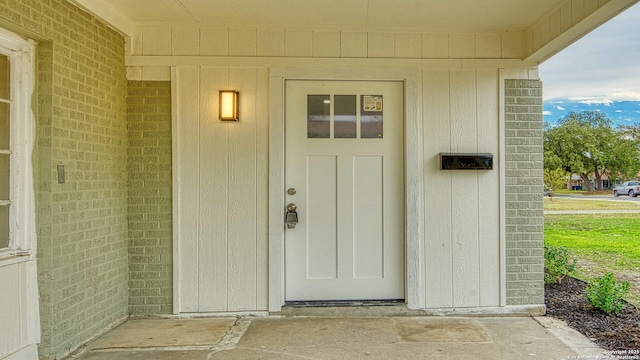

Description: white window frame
[0,27,36,263]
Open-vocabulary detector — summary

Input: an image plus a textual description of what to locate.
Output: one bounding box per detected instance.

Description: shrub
[544,245,577,284]
[585,273,631,314]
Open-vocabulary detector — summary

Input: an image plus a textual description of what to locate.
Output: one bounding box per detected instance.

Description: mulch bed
[545,276,640,350]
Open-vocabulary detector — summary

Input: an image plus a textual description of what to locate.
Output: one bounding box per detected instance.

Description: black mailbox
[439,153,493,170]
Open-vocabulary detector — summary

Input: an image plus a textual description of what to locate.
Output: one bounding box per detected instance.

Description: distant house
[568,172,640,190]
[1,1,639,359]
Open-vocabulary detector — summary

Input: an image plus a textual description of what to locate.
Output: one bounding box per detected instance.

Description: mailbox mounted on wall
[440,153,493,170]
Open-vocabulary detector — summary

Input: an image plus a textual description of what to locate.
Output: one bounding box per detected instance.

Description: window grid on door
[307,94,383,139]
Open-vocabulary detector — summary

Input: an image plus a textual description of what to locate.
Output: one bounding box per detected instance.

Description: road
[545,193,640,214]
[551,193,640,203]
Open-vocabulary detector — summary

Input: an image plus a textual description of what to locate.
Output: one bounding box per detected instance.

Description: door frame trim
[268,68,424,311]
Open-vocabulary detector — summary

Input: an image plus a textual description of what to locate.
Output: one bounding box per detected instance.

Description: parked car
[543,187,553,197]
[613,181,640,197]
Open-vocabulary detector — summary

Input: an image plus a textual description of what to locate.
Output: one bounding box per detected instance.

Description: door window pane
[0,205,7,248]
[0,102,9,149]
[307,95,330,138]
[334,95,356,138]
[0,55,9,100]
[361,95,383,138]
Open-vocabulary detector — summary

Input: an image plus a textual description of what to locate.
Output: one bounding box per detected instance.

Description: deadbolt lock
[285,203,298,229]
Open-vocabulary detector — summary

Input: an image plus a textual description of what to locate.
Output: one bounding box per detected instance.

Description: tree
[619,124,640,142]
[543,111,640,191]
[544,168,566,190]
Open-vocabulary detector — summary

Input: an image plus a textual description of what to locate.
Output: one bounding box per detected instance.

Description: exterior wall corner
[503,78,545,307]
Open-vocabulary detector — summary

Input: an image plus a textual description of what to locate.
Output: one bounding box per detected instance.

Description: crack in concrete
[206,317,253,358]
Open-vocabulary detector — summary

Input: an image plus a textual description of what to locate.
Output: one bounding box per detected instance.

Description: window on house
[0,28,35,258]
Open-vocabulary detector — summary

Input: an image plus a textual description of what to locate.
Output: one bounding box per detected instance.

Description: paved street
[552,193,640,202]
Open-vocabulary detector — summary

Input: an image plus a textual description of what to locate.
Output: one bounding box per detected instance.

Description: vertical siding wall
[127,81,173,314]
[173,67,269,312]
[141,25,544,312]
[0,261,38,359]
[0,0,129,358]
[172,66,510,311]
[422,69,501,308]
[504,79,545,305]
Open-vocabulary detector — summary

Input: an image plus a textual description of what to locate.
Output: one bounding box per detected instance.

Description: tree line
[544,110,640,192]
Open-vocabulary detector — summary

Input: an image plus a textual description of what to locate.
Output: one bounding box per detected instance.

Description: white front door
[284,80,405,301]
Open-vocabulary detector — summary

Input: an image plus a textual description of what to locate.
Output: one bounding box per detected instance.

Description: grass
[544,213,640,306]
[544,214,640,263]
[544,197,640,211]
[551,189,612,196]
[552,189,588,195]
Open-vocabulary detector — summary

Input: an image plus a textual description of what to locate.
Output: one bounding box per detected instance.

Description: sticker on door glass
[361,95,383,139]
[362,95,382,112]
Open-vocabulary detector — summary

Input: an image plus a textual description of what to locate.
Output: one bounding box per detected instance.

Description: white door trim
[268,67,424,311]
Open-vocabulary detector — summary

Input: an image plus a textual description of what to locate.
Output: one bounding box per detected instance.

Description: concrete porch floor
[65,311,604,360]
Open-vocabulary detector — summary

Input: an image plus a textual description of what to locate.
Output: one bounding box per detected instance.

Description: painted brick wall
[504,79,545,306]
[0,0,129,358]
[127,81,173,314]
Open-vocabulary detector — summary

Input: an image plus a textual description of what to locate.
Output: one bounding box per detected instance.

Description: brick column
[504,79,545,306]
[127,81,174,314]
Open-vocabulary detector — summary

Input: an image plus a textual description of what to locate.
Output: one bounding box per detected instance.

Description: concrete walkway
[65,312,606,360]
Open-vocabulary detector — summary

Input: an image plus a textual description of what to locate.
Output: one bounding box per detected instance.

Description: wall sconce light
[219,90,239,121]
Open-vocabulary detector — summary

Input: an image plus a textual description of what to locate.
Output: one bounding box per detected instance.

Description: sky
[539,2,640,124]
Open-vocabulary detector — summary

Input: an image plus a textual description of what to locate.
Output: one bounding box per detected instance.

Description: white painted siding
[477,69,501,306]
[422,69,501,308]
[174,66,268,313]
[0,260,39,359]
[135,28,526,59]
[126,0,629,62]
[173,63,511,311]
[156,12,551,312]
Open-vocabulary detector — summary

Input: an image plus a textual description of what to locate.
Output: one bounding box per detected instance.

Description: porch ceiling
[77,0,558,32]
[69,0,639,63]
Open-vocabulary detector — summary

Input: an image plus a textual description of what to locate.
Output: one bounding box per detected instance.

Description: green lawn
[551,189,588,195]
[545,214,640,266]
[544,213,640,306]
[544,197,640,210]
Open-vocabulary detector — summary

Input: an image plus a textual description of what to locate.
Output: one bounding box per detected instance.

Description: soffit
[90,0,559,32]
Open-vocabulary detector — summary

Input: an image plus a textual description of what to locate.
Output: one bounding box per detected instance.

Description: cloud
[571,98,614,106]
[539,4,640,101]
[543,110,553,116]
[556,106,565,110]
[606,91,640,102]
[615,110,623,113]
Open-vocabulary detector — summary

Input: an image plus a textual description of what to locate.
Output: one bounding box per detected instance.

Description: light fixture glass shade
[219,90,239,121]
